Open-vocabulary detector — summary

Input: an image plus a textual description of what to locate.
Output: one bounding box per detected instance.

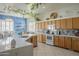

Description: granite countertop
[0,37,32,53]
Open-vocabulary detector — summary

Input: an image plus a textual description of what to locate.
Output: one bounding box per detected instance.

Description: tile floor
[33,43,79,56]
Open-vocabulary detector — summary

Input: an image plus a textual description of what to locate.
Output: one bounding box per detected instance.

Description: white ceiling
[0,3,79,20]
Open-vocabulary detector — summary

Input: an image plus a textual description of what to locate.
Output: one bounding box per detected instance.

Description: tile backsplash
[55,29,79,36]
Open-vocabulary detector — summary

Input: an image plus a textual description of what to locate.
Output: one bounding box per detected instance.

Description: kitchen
[0,3,79,56]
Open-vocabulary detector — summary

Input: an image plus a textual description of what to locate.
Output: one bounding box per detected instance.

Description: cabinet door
[55,20,61,29]
[60,19,66,29]
[54,36,59,46]
[44,21,48,29]
[72,38,79,51]
[37,34,43,43]
[73,17,79,29]
[41,22,43,30]
[32,36,37,47]
[42,34,46,43]
[42,22,45,30]
[66,18,73,29]
[64,37,72,49]
[59,36,65,48]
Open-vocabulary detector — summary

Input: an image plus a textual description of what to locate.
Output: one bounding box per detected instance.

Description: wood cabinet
[64,37,72,49]
[58,36,65,48]
[54,36,59,46]
[72,17,79,29]
[55,20,61,29]
[60,19,66,29]
[27,36,37,47]
[72,37,79,52]
[44,21,48,29]
[66,18,73,29]
[42,34,46,43]
[37,34,42,43]
[42,22,45,30]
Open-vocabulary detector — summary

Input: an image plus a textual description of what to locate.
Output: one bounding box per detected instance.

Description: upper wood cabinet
[44,21,48,29]
[72,17,79,29]
[64,37,72,49]
[66,18,73,29]
[55,20,61,29]
[60,19,66,29]
[42,22,45,30]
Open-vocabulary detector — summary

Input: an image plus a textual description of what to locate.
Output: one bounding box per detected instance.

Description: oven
[46,34,54,45]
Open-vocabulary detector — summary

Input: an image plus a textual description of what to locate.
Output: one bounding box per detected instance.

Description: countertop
[36,32,79,38]
[0,37,32,53]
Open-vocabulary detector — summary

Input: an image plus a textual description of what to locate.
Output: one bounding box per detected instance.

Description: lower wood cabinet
[42,34,46,43]
[37,34,42,43]
[58,36,65,48]
[54,36,79,52]
[37,34,46,43]
[27,36,37,47]
[72,37,79,52]
[54,36,59,46]
[64,37,72,49]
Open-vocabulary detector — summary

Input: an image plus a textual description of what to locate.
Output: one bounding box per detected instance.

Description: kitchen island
[0,37,33,56]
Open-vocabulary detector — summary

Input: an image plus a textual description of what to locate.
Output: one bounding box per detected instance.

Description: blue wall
[0,14,26,35]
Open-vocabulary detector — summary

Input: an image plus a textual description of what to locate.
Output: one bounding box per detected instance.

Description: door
[64,37,72,49]
[72,17,79,29]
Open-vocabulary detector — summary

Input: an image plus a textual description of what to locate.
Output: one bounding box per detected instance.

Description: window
[0,19,14,32]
